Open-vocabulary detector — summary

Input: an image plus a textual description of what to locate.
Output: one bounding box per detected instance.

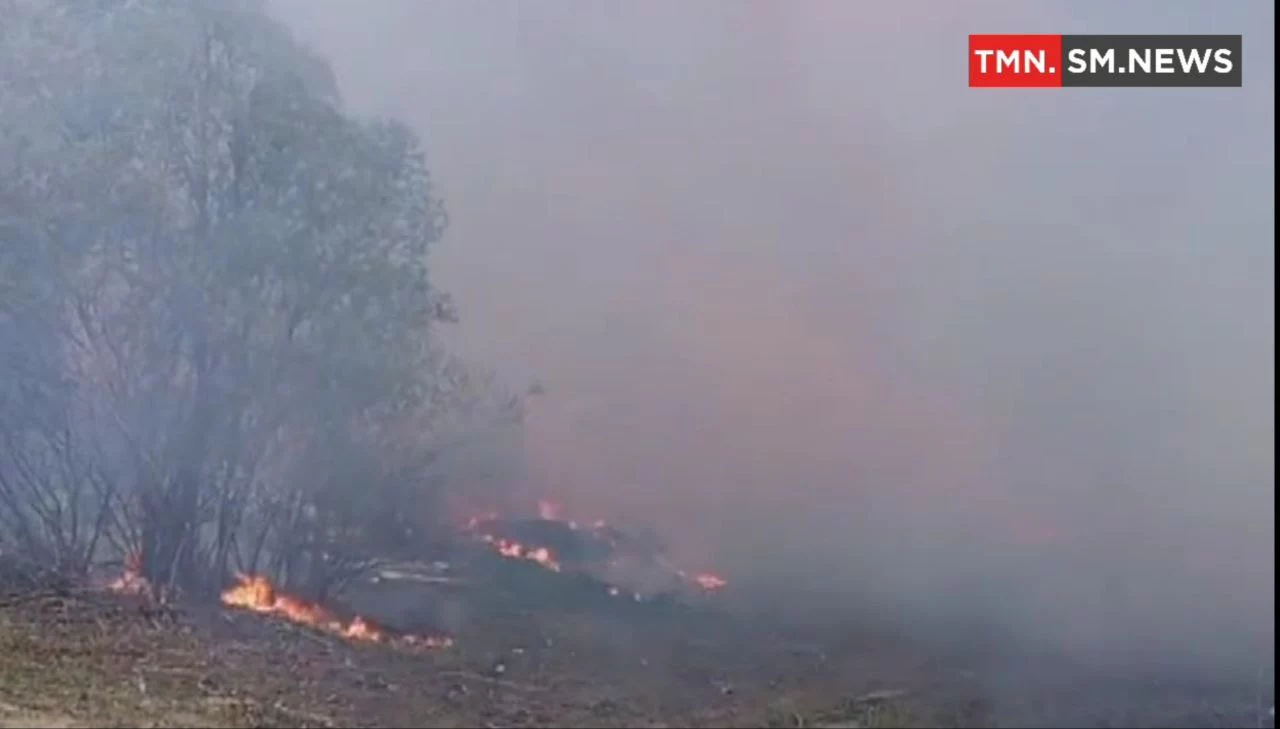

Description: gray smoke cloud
[267,0,1274,680]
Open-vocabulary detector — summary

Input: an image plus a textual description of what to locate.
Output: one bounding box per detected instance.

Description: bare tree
[0,0,511,598]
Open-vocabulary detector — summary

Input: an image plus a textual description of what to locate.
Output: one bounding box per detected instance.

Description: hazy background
[266,0,1274,677]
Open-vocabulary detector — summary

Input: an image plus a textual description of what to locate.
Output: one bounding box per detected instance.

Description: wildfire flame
[479,534,562,572]
[672,567,729,593]
[692,573,728,591]
[465,499,729,594]
[220,573,452,649]
[106,549,153,598]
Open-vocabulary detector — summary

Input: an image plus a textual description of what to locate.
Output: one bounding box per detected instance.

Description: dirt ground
[0,568,1272,729]
[0,570,970,729]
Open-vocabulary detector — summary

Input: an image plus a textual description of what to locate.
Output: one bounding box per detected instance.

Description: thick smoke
[268,0,1275,681]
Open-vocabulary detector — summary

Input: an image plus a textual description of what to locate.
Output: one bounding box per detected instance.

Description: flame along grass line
[219,573,453,649]
[465,501,730,594]
[104,555,451,647]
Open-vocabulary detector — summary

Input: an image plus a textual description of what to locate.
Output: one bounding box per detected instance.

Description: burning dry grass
[3,559,1264,728]
[462,500,728,598]
[0,571,953,729]
[475,536,563,572]
[220,573,453,649]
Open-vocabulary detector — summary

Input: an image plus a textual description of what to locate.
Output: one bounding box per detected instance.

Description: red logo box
[969,34,1064,87]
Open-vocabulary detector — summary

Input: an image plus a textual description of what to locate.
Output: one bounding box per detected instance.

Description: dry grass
[0,584,948,728]
[1,577,1268,728]
[0,590,323,727]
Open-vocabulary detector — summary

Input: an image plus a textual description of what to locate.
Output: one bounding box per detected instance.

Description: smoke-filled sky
[266,1,1274,672]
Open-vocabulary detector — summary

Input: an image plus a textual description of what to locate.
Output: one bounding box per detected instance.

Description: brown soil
[0,573,1270,728]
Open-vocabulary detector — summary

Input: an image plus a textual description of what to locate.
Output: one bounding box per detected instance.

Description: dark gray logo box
[1063,35,1243,87]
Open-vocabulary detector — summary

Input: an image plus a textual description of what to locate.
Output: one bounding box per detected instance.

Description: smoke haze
[266,0,1275,680]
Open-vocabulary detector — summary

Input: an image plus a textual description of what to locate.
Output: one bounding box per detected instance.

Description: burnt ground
[0,561,1272,728]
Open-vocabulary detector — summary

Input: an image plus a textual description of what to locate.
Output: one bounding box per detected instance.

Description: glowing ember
[343,615,383,642]
[106,550,153,598]
[220,573,452,649]
[692,573,728,591]
[675,568,730,592]
[401,633,455,649]
[480,534,562,571]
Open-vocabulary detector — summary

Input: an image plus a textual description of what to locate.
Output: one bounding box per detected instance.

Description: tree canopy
[0,0,515,598]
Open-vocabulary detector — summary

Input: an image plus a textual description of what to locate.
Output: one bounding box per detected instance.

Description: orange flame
[465,499,731,595]
[220,573,452,649]
[479,535,562,571]
[106,549,153,598]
